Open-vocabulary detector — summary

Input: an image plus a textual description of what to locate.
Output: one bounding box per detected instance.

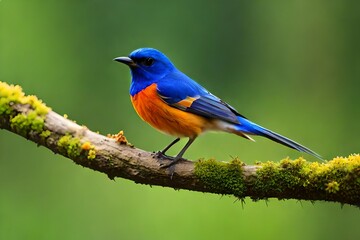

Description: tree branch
[1,81,359,207]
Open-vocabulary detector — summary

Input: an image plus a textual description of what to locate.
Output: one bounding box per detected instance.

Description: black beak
[113,56,137,67]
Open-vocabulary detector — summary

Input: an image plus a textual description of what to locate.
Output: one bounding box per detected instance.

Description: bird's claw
[154,151,182,178]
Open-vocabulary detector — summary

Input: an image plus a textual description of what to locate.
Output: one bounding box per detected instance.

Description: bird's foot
[154,151,175,162]
[154,151,183,178]
[155,152,182,168]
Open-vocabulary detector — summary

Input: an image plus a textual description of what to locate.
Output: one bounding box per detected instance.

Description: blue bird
[114,48,322,166]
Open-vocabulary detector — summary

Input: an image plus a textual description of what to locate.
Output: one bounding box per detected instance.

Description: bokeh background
[1,1,359,239]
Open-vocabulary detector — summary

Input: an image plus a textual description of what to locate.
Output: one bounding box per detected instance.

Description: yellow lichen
[0,81,51,115]
[87,149,96,160]
[81,141,96,160]
[81,141,92,150]
[107,130,132,146]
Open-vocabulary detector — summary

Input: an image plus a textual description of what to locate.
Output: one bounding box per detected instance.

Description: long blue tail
[234,116,322,159]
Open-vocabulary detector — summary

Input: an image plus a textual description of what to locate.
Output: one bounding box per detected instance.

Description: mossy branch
[1,81,359,207]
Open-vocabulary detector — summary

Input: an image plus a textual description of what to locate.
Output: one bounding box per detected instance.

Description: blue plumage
[156,70,206,104]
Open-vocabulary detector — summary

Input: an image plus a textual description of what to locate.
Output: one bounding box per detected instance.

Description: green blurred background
[1,1,359,239]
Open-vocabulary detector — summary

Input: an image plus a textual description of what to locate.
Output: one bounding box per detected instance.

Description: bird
[114,48,321,167]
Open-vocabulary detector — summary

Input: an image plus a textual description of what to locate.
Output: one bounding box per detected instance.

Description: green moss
[39,130,51,139]
[252,158,308,200]
[0,82,24,115]
[57,134,82,158]
[195,155,360,205]
[252,155,360,202]
[57,135,97,160]
[1,81,50,136]
[326,181,340,193]
[10,111,45,136]
[1,81,97,161]
[194,158,246,197]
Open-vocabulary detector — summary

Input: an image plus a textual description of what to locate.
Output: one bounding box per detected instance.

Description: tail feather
[234,117,322,160]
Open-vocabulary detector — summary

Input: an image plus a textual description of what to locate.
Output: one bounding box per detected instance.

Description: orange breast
[131,83,209,137]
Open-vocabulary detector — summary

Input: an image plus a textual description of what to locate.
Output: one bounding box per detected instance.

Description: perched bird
[114,48,321,166]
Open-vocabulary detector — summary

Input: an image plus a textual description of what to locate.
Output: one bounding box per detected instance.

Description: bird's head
[114,48,176,82]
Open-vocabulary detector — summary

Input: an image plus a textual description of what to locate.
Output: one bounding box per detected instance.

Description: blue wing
[156,70,322,159]
[156,70,245,124]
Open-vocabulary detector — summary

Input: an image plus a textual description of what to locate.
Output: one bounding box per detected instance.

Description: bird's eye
[142,57,154,66]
